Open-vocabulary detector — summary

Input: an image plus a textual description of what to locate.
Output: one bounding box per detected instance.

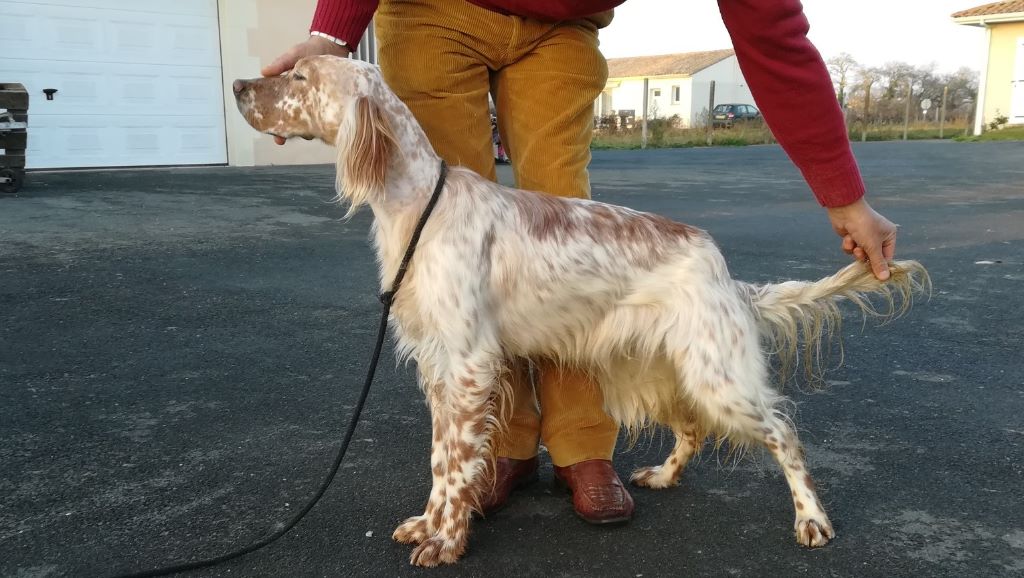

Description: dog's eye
[292,72,307,81]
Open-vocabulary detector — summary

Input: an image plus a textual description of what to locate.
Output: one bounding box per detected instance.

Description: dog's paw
[409,535,465,567]
[392,515,430,545]
[795,517,835,548]
[630,466,679,489]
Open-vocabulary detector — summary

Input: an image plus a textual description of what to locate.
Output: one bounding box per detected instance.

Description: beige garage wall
[985,21,1024,124]
[218,0,337,166]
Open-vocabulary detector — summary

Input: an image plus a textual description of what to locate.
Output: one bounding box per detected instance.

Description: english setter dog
[233,56,929,567]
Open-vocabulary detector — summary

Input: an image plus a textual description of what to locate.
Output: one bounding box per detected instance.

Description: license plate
[714,114,726,120]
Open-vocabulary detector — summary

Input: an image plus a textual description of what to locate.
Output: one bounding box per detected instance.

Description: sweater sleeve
[717,0,865,207]
[310,0,379,47]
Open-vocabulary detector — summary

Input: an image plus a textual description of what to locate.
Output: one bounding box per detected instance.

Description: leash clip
[379,290,395,305]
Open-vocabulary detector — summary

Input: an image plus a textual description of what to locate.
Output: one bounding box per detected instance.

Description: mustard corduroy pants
[375,0,618,467]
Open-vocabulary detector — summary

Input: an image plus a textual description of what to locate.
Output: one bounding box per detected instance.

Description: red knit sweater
[311,0,864,207]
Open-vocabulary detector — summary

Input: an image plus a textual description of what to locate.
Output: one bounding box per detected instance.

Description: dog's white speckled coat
[233,56,930,567]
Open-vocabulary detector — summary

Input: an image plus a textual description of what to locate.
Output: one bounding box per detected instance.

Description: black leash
[113,160,448,578]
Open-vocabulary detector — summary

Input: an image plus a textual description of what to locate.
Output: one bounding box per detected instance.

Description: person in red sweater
[263,0,898,526]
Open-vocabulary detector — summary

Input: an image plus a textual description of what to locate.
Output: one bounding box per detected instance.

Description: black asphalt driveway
[2,141,1022,577]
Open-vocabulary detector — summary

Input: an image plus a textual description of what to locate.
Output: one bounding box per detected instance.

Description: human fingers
[842,234,856,255]
[882,234,896,262]
[262,45,302,77]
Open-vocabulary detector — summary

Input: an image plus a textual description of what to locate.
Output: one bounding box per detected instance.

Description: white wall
[218,2,381,166]
[691,56,755,123]
[641,77,694,122]
[602,77,697,125]
[218,0,338,166]
[606,78,644,119]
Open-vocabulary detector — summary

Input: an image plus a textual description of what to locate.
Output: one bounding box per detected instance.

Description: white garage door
[0,0,227,168]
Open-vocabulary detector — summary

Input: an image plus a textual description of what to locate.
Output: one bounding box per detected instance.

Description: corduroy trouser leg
[375,0,617,467]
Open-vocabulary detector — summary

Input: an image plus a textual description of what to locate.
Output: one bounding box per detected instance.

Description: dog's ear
[335,95,396,216]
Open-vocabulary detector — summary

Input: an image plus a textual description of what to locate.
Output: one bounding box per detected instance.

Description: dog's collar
[379,160,448,306]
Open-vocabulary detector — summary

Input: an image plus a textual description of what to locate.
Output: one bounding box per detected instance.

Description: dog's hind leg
[678,363,834,545]
[752,411,834,547]
[668,294,835,547]
[630,421,702,489]
[408,354,497,567]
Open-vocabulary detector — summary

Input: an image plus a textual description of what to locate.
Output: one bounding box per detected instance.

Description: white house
[597,49,755,128]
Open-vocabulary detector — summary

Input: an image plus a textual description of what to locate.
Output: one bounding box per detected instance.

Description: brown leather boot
[553,459,634,524]
[478,456,539,516]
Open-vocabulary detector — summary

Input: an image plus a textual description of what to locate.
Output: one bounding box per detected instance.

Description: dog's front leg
[408,356,496,568]
[393,376,447,546]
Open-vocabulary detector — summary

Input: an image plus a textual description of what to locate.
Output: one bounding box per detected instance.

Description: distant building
[952,0,1024,133]
[596,49,755,129]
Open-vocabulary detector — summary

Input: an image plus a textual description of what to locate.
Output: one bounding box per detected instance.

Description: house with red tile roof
[597,49,755,128]
[953,1,1024,132]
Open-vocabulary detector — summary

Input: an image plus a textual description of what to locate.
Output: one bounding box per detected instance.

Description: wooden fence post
[939,85,948,139]
[706,80,716,146]
[641,77,649,149]
[902,80,912,141]
[861,81,871,142]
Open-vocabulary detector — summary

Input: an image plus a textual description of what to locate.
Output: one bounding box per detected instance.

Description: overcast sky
[599,0,986,73]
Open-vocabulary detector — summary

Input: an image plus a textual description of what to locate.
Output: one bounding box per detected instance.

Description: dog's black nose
[232,79,246,95]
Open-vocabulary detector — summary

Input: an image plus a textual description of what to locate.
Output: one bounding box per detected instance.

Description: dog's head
[233,56,397,212]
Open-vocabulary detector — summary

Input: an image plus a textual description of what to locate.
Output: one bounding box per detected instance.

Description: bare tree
[820,48,983,133]
[908,63,949,119]
[847,66,882,140]
[861,62,920,122]
[824,51,978,125]
[938,67,980,121]
[826,53,859,108]
[846,65,881,121]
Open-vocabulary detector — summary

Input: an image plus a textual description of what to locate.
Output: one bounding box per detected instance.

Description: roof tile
[606,49,735,79]
[952,1,1024,18]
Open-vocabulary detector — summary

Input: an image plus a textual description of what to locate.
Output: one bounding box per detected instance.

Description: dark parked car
[712,103,761,128]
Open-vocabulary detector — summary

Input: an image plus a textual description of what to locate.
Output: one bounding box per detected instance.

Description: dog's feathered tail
[738,260,931,386]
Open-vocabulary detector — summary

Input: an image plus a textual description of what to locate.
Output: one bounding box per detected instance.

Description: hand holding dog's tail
[826,199,899,281]
[740,260,931,384]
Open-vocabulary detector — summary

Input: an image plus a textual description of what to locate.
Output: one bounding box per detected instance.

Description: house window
[652,88,661,98]
[671,86,681,103]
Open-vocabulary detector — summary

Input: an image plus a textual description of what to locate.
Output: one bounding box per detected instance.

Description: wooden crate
[0,83,29,111]
[0,130,27,150]
[0,152,26,169]
[0,82,28,192]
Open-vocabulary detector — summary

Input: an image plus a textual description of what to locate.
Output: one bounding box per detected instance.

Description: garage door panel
[0,60,224,117]
[9,0,218,17]
[26,116,226,168]
[0,4,221,67]
[23,117,105,167]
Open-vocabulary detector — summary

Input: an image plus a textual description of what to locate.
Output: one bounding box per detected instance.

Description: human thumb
[865,243,891,281]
